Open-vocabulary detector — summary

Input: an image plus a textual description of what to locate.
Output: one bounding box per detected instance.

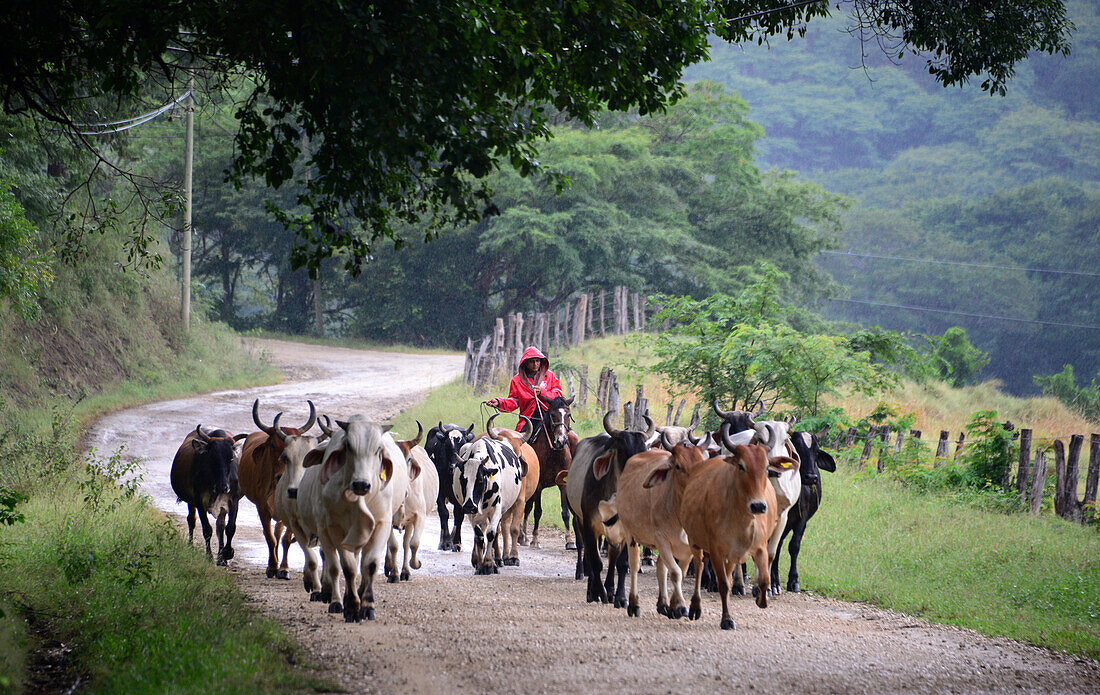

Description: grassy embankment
[0,256,331,693]
[390,335,1100,659]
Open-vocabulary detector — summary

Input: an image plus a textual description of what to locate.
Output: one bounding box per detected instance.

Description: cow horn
[602,411,621,437]
[687,429,702,446]
[271,412,289,442]
[410,420,424,447]
[300,400,317,433]
[318,414,334,438]
[252,398,274,435]
[195,425,212,443]
[336,419,350,430]
[464,423,475,439]
[660,430,674,451]
[642,414,655,436]
[713,399,733,420]
[486,413,502,440]
[755,422,775,449]
[518,415,533,443]
[719,422,738,453]
[688,410,700,429]
[564,395,575,406]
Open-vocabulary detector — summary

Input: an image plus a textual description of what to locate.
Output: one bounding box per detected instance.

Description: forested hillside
[686,0,1100,393]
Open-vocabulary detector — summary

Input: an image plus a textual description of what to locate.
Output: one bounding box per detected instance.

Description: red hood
[518,346,548,378]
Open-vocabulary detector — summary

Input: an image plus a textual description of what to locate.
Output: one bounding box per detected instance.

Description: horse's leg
[561,487,575,550]
[530,492,543,548]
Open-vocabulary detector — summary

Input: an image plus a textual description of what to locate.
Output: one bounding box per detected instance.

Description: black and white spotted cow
[452,437,524,575]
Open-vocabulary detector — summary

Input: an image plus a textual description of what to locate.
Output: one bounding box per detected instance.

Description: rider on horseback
[484,346,562,439]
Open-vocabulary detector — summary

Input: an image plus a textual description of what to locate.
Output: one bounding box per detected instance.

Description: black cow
[424,422,475,551]
[170,425,246,564]
[564,412,657,606]
[769,430,836,592]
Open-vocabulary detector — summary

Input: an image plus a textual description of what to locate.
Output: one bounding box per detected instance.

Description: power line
[74,91,193,135]
[821,249,1100,279]
[833,298,1100,331]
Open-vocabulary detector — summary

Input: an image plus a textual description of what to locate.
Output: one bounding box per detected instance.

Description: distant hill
[686,1,1100,394]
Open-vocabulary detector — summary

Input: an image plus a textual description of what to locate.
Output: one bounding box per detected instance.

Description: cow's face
[793,431,835,486]
[724,444,774,516]
[192,435,238,495]
[279,434,324,499]
[305,416,394,495]
[456,440,501,515]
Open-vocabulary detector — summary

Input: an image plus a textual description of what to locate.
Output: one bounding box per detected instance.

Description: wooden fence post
[573,294,587,345]
[634,384,648,424]
[953,432,966,459]
[665,402,674,427]
[586,292,594,336]
[1065,434,1084,523]
[844,427,857,450]
[859,426,876,467]
[673,399,686,426]
[1029,449,1047,515]
[894,431,905,453]
[876,426,890,473]
[623,401,634,431]
[1017,429,1032,501]
[494,317,506,379]
[579,365,588,407]
[1085,434,1100,524]
[608,371,620,419]
[1053,439,1067,519]
[599,290,606,337]
[935,430,949,466]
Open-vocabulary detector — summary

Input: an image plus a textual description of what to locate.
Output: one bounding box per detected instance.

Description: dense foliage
[688,0,1100,394]
[0,0,1073,272]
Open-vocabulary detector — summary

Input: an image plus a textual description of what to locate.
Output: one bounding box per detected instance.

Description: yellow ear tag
[380,468,388,481]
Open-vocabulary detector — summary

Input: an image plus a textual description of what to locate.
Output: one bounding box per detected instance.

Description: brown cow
[600,438,707,619]
[678,424,797,630]
[485,413,539,566]
[238,398,317,579]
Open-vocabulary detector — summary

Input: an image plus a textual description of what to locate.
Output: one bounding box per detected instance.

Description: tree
[933,326,991,386]
[0,0,1074,272]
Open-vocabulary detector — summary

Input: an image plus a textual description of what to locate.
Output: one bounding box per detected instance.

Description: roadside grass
[0,323,328,694]
[797,455,1100,659]
[389,337,1100,659]
[1,481,328,694]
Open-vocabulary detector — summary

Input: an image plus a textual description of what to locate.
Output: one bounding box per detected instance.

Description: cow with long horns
[238,398,318,579]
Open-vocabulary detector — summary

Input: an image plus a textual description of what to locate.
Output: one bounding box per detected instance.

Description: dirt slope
[86,338,1099,694]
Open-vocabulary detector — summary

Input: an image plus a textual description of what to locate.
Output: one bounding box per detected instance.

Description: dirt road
[87,339,1098,694]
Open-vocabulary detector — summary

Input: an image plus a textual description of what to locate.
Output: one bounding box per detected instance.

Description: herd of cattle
[169,398,835,629]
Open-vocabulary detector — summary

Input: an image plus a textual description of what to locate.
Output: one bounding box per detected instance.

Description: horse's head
[545,395,574,451]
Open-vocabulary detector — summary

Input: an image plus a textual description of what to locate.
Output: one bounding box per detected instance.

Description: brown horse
[522,395,578,548]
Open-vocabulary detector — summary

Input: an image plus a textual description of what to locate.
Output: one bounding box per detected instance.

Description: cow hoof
[613,595,626,609]
[656,603,668,616]
[310,592,324,602]
[387,573,399,584]
[531,541,542,549]
[565,541,576,550]
[400,570,411,581]
[361,607,376,621]
[721,617,737,631]
[452,545,462,553]
[503,558,518,567]
[328,602,343,614]
[439,539,452,551]
[277,570,290,580]
[344,608,361,624]
[475,564,490,575]
[688,602,702,621]
[492,563,499,574]
[518,533,527,545]
[641,557,654,567]
[751,585,759,598]
[266,567,277,578]
[787,580,800,593]
[756,593,768,610]
[221,547,234,561]
[216,556,229,567]
[669,606,687,620]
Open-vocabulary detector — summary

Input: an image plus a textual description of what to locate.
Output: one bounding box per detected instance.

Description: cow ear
[303,447,325,468]
[817,450,837,472]
[592,452,614,481]
[643,462,673,489]
[379,455,393,488]
[767,456,799,477]
[381,424,393,434]
[320,449,346,485]
[191,439,206,452]
[555,470,568,487]
[409,458,422,481]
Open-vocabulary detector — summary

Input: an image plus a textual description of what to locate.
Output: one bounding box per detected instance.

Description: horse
[521,395,578,548]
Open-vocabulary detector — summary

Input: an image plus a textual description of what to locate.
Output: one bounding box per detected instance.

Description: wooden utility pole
[181,75,194,334]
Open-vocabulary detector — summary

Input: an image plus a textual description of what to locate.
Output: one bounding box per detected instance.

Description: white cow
[753,419,802,598]
[452,437,523,575]
[273,415,332,602]
[299,415,409,622]
[388,422,439,582]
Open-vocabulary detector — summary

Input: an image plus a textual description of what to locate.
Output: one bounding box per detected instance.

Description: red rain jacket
[496,346,563,430]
